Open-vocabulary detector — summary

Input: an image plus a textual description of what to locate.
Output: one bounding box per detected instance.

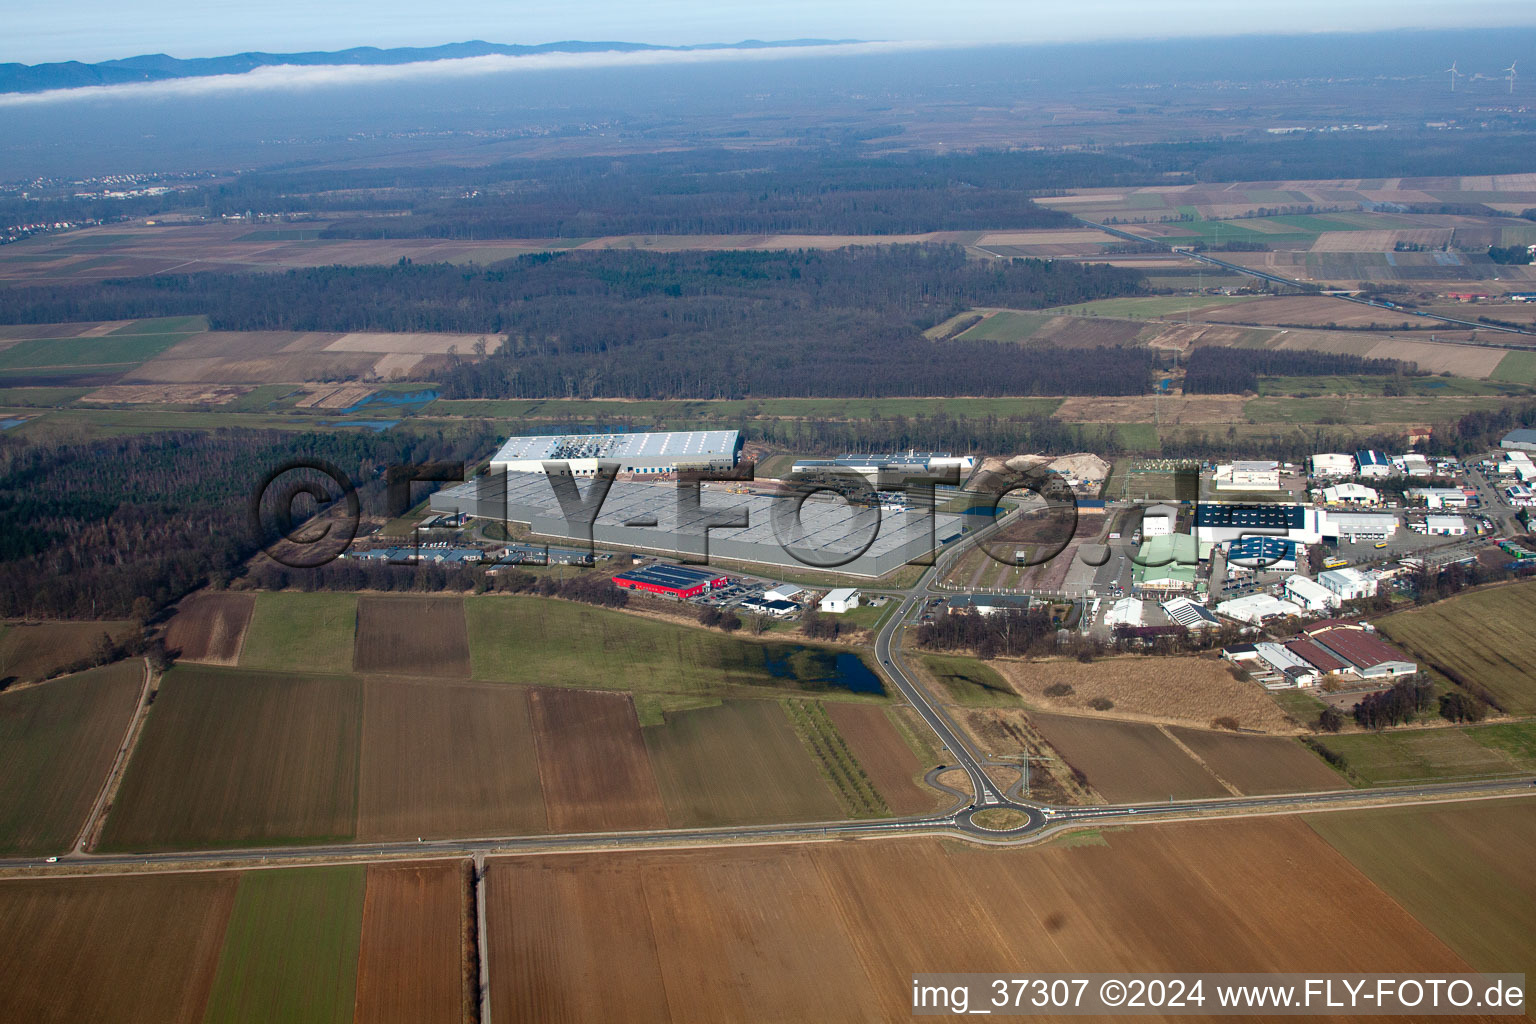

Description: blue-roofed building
[1354,449,1392,478]
[1225,535,1298,572]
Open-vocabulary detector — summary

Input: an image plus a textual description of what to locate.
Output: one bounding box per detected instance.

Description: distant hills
[0,38,859,94]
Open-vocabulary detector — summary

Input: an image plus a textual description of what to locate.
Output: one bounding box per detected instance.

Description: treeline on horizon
[0,247,1156,399]
[1181,346,1412,394]
[13,129,1536,237]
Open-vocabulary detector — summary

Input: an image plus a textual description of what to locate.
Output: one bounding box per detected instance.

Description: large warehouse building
[489,430,741,476]
[430,471,965,578]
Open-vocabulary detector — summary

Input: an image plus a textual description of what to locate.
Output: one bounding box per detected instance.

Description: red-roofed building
[1285,638,1349,676]
[1308,624,1417,680]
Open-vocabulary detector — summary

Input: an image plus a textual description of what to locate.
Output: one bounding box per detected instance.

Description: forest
[0,426,496,620]
[1181,346,1411,394]
[0,247,1156,399]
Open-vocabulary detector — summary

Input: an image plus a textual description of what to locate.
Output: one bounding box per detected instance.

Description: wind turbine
[1506,60,1519,95]
[1445,61,1460,91]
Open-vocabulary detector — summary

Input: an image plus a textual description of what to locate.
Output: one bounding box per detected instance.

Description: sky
[5,0,1536,64]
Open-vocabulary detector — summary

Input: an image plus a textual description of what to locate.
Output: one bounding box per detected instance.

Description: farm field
[465,595,884,700]
[101,667,361,850]
[823,702,941,815]
[238,591,357,675]
[486,814,1480,1021]
[430,394,1065,423]
[1166,727,1347,795]
[1492,349,1536,385]
[1306,798,1536,976]
[353,861,469,1024]
[1310,721,1536,786]
[202,866,366,1024]
[528,687,668,833]
[353,596,470,678]
[1055,395,1246,424]
[1377,581,1536,714]
[1027,713,1230,803]
[0,618,136,683]
[164,592,255,665]
[0,662,142,855]
[0,317,205,386]
[356,677,546,840]
[643,699,843,826]
[0,872,237,1024]
[1040,294,1263,318]
[995,656,1294,732]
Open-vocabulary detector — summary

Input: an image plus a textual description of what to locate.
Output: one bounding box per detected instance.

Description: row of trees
[1181,346,1411,394]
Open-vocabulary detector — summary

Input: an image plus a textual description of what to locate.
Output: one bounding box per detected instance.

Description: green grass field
[202,866,366,1024]
[428,395,1063,422]
[953,311,1053,342]
[239,592,358,675]
[1492,350,1536,386]
[464,595,885,700]
[0,662,143,855]
[1254,374,1524,398]
[1310,721,1536,786]
[1377,581,1536,714]
[643,699,843,826]
[920,654,1019,706]
[1306,798,1536,975]
[1242,395,1513,425]
[100,667,361,850]
[1040,295,1263,318]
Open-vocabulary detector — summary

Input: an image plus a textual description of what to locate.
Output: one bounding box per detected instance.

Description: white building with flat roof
[1318,483,1380,506]
[819,588,861,614]
[1318,567,1376,602]
[1409,487,1469,509]
[1424,515,1468,536]
[1284,575,1341,613]
[1141,503,1178,537]
[1310,453,1356,478]
[490,430,740,476]
[1214,460,1281,491]
[1321,511,1398,542]
[1215,593,1303,624]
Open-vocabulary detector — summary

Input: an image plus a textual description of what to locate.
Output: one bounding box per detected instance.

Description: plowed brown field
[353,861,468,1024]
[487,816,1478,1022]
[357,677,546,840]
[824,703,939,815]
[1028,713,1228,802]
[354,596,470,678]
[528,687,667,833]
[1169,727,1347,795]
[164,592,255,665]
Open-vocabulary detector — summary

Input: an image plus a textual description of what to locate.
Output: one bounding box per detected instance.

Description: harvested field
[0,662,143,855]
[486,816,1476,1021]
[1196,294,1396,327]
[528,687,667,833]
[357,677,546,840]
[1139,322,1275,352]
[996,655,1294,732]
[644,700,841,826]
[1054,395,1246,424]
[101,667,361,850]
[353,596,470,678]
[323,331,503,355]
[824,702,939,815]
[164,592,255,665]
[239,592,356,675]
[1363,337,1510,377]
[0,619,136,683]
[1377,580,1536,714]
[0,872,236,1024]
[1307,798,1536,976]
[1167,727,1347,795]
[295,384,375,409]
[1029,316,1144,348]
[203,866,366,1024]
[1027,712,1229,802]
[353,861,468,1024]
[0,321,128,341]
[80,383,254,404]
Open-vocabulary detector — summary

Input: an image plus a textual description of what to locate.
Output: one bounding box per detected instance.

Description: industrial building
[1320,511,1397,542]
[1425,515,1468,536]
[1141,503,1178,537]
[1284,575,1339,613]
[611,563,729,599]
[1354,450,1392,478]
[489,430,740,476]
[1409,487,1470,509]
[1132,532,1199,594]
[1225,535,1298,572]
[1161,597,1220,631]
[1194,504,1322,546]
[1310,453,1356,478]
[1317,483,1379,506]
[430,472,964,578]
[1213,460,1281,491]
[1500,428,1536,452]
[1394,453,1432,478]
[789,451,975,487]
[947,594,1038,616]
[1317,568,1376,602]
[1301,621,1417,679]
[1215,593,1302,624]
[819,588,861,614]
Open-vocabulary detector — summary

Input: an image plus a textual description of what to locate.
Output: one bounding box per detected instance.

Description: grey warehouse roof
[490,430,739,464]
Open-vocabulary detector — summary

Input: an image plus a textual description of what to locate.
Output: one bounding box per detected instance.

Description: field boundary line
[73,657,156,855]
[1156,725,1243,797]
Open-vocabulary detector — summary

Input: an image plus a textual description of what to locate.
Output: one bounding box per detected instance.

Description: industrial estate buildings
[489,429,741,476]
